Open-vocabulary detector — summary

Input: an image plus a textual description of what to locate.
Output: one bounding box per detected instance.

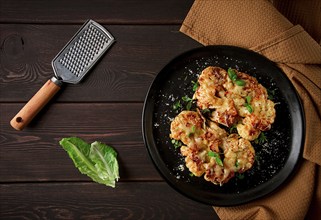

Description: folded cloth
[180,0,321,219]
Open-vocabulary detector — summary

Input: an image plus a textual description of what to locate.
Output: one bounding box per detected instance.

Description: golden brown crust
[194,66,276,141]
[170,111,255,185]
[169,66,276,185]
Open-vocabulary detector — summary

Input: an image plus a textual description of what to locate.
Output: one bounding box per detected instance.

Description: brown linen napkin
[180,0,321,219]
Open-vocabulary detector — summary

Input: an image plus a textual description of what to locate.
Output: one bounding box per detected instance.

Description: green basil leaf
[173,100,181,110]
[192,81,199,92]
[182,95,192,102]
[246,95,252,104]
[254,132,267,144]
[191,125,196,133]
[186,101,192,110]
[208,151,215,157]
[245,103,253,113]
[215,156,224,167]
[235,79,246,86]
[208,151,223,166]
[228,68,238,81]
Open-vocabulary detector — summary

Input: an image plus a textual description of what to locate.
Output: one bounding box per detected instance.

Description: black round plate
[142,45,304,206]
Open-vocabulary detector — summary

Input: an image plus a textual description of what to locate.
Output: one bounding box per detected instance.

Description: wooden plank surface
[0,24,201,102]
[0,93,218,220]
[1,103,162,182]
[0,182,218,219]
[0,0,219,219]
[0,0,194,24]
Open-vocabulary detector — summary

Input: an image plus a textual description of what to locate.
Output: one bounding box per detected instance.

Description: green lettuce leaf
[59,137,119,187]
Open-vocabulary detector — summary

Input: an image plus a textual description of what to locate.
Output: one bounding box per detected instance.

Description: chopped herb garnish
[235,160,239,168]
[171,139,182,149]
[173,100,181,110]
[244,95,253,113]
[229,124,237,133]
[245,103,253,113]
[182,95,193,102]
[201,108,211,114]
[189,173,194,177]
[268,89,276,100]
[208,151,215,157]
[192,80,200,92]
[208,150,223,166]
[236,173,245,180]
[246,95,252,103]
[227,67,246,86]
[254,132,267,144]
[182,95,193,110]
[235,79,246,86]
[215,157,224,167]
[188,125,196,137]
[186,101,192,110]
[191,125,196,133]
[228,68,238,81]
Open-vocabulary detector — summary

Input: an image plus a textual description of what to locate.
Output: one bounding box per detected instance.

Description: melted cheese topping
[170,111,255,185]
[169,66,276,185]
[194,66,276,141]
[170,111,205,145]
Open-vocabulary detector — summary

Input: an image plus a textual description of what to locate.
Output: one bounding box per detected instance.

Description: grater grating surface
[52,20,115,84]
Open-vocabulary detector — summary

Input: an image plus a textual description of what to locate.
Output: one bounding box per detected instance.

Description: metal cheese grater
[10,20,115,130]
[52,19,115,85]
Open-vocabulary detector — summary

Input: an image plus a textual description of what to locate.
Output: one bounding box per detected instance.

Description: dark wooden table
[0,0,221,219]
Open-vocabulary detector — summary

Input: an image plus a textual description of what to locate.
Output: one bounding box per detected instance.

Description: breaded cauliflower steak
[170,111,255,185]
[194,66,276,141]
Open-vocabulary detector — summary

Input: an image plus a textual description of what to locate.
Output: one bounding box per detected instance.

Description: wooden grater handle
[10,78,61,131]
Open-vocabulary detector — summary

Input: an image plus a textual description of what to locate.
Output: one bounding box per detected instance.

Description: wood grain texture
[0,24,201,102]
[0,0,194,24]
[0,0,222,218]
[1,103,163,182]
[0,182,218,220]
